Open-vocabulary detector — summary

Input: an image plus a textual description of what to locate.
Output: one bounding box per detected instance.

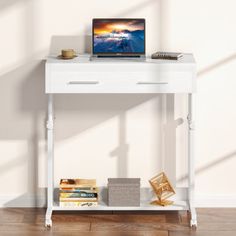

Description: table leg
[45,94,54,228]
[188,94,197,228]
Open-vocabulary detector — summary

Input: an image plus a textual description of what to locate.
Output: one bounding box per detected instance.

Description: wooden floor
[0,208,235,236]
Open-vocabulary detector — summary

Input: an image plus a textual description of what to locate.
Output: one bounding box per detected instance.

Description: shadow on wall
[0,55,167,207]
[197,53,236,77]
[0,0,180,207]
[50,35,92,55]
[177,151,236,184]
[163,95,184,184]
[0,65,179,207]
[0,0,29,9]
[117,0,158,17]
[50,0,160,55]
[0,60,46,207]
[0,59,170,207]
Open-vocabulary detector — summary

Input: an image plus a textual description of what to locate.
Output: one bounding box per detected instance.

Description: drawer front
[46,63,196,93]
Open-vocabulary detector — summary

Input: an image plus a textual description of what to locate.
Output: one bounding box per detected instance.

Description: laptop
[91,18,146,60]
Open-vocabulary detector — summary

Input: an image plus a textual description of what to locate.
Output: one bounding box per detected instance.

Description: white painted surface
[52,201,189,211]
[0,0,236,207]
[46,54,196,93]
[2,194,236,208]
[45,58,196,226]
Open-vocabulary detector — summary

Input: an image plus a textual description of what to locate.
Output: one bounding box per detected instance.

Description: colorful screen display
[93,19,145,55]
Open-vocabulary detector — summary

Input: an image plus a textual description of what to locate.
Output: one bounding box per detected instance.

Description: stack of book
[59,179,98,207]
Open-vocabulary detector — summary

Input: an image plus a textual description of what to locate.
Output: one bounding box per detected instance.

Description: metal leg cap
[190,219,197,229]
[45,219,52,228]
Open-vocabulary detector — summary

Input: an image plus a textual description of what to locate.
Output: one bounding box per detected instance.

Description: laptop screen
[92,18,145,56]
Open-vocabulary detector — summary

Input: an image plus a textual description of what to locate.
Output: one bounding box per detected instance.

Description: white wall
[0,0,236,207]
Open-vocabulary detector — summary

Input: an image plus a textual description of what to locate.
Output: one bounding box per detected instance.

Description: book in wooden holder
[149,172,175,206]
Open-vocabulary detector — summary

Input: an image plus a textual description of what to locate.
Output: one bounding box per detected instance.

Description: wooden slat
[0,208,235,235]
[90,222,190,231]
[169,231,236,236]
[90,214,166,223]
[197,208,236,223]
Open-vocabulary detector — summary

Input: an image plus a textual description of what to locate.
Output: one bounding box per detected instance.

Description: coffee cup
[61,49,75,58]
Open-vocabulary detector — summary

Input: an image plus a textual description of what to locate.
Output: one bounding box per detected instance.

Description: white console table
[45,54,197,228]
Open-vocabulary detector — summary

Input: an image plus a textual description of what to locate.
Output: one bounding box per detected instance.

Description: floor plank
[90,222,189,232]
[196,208,236,231]
[89,214,166,223]
[0,208,235,236]
[197,208,236,223]
[169,231,236,236]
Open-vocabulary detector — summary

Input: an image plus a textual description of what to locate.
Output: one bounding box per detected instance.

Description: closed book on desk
[59,201,98,207]
[59,198,97,202]
[60,179,96,188]
[151,52,183,60]
[60,192,98,198]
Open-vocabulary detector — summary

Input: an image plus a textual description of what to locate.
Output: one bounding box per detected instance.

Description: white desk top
[46,53,196,94]
[46,53,196,65]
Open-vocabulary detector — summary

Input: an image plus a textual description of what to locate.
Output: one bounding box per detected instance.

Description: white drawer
[46,62,196,93]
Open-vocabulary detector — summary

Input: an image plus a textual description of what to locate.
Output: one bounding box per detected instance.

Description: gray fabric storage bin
[108,178,140,206]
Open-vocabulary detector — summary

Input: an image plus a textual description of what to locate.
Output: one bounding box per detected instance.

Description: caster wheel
[45,219,52,228]
[190,219,197,230]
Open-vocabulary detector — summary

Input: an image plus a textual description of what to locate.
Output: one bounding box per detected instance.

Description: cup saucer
[57,55,77,60]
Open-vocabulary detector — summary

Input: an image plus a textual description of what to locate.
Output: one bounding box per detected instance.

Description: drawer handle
[68,81,99,85]
[137,82,169,85]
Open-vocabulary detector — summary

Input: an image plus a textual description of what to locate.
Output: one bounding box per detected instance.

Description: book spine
[60,190,98,194]
[59,198,97,202]
[60,201,98,207]
[60,193,98,198]
[60,187,98,191]
[60,179,96,186]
